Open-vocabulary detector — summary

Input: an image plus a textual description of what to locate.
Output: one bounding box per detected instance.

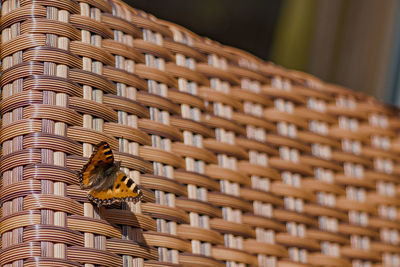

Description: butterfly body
[79,141,142,206]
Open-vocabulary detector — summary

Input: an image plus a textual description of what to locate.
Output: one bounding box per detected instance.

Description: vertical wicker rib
[193,39,258,266]
[357,100,400,267]
[290,73,350,267]
[223,46,288,267]
[67,1,120,266]
[160,20,225,267]
[260,65,320,266]
[323,85,381,267]
[36,0,71,263]
[100,2,159,266]
[108,3,192,265]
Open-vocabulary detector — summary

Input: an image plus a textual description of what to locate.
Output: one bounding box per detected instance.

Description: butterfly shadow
[97,203,154,253]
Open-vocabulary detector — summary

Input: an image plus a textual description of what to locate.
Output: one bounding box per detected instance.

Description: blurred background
[123,0,400,106]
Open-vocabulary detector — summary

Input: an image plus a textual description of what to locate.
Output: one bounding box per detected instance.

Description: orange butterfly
[79,141,142,206]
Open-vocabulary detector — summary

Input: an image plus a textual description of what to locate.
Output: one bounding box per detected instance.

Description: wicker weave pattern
[1,1,399,267]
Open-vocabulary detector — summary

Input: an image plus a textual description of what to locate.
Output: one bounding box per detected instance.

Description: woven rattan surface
[1,0,400,266]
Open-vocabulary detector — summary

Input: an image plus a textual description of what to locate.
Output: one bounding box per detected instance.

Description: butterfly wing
[88,170,142,206]
[79,141,114,189]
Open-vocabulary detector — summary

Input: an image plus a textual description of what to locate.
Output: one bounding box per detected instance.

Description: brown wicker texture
[189,36,258,266]
[159,21,226,267]
[356,99,400,267]
[322,85,381,267]
[1,1,400,267]
[292,75,351,267]
[257,65,320,266]
[223,46,288,267]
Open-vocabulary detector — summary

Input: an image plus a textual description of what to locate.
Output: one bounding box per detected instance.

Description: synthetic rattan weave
[1,1,399,267]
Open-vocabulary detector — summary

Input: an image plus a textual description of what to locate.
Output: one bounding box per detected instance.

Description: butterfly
[79,141,142,206]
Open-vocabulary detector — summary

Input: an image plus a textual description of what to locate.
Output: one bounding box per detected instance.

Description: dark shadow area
[123,0,283,61]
